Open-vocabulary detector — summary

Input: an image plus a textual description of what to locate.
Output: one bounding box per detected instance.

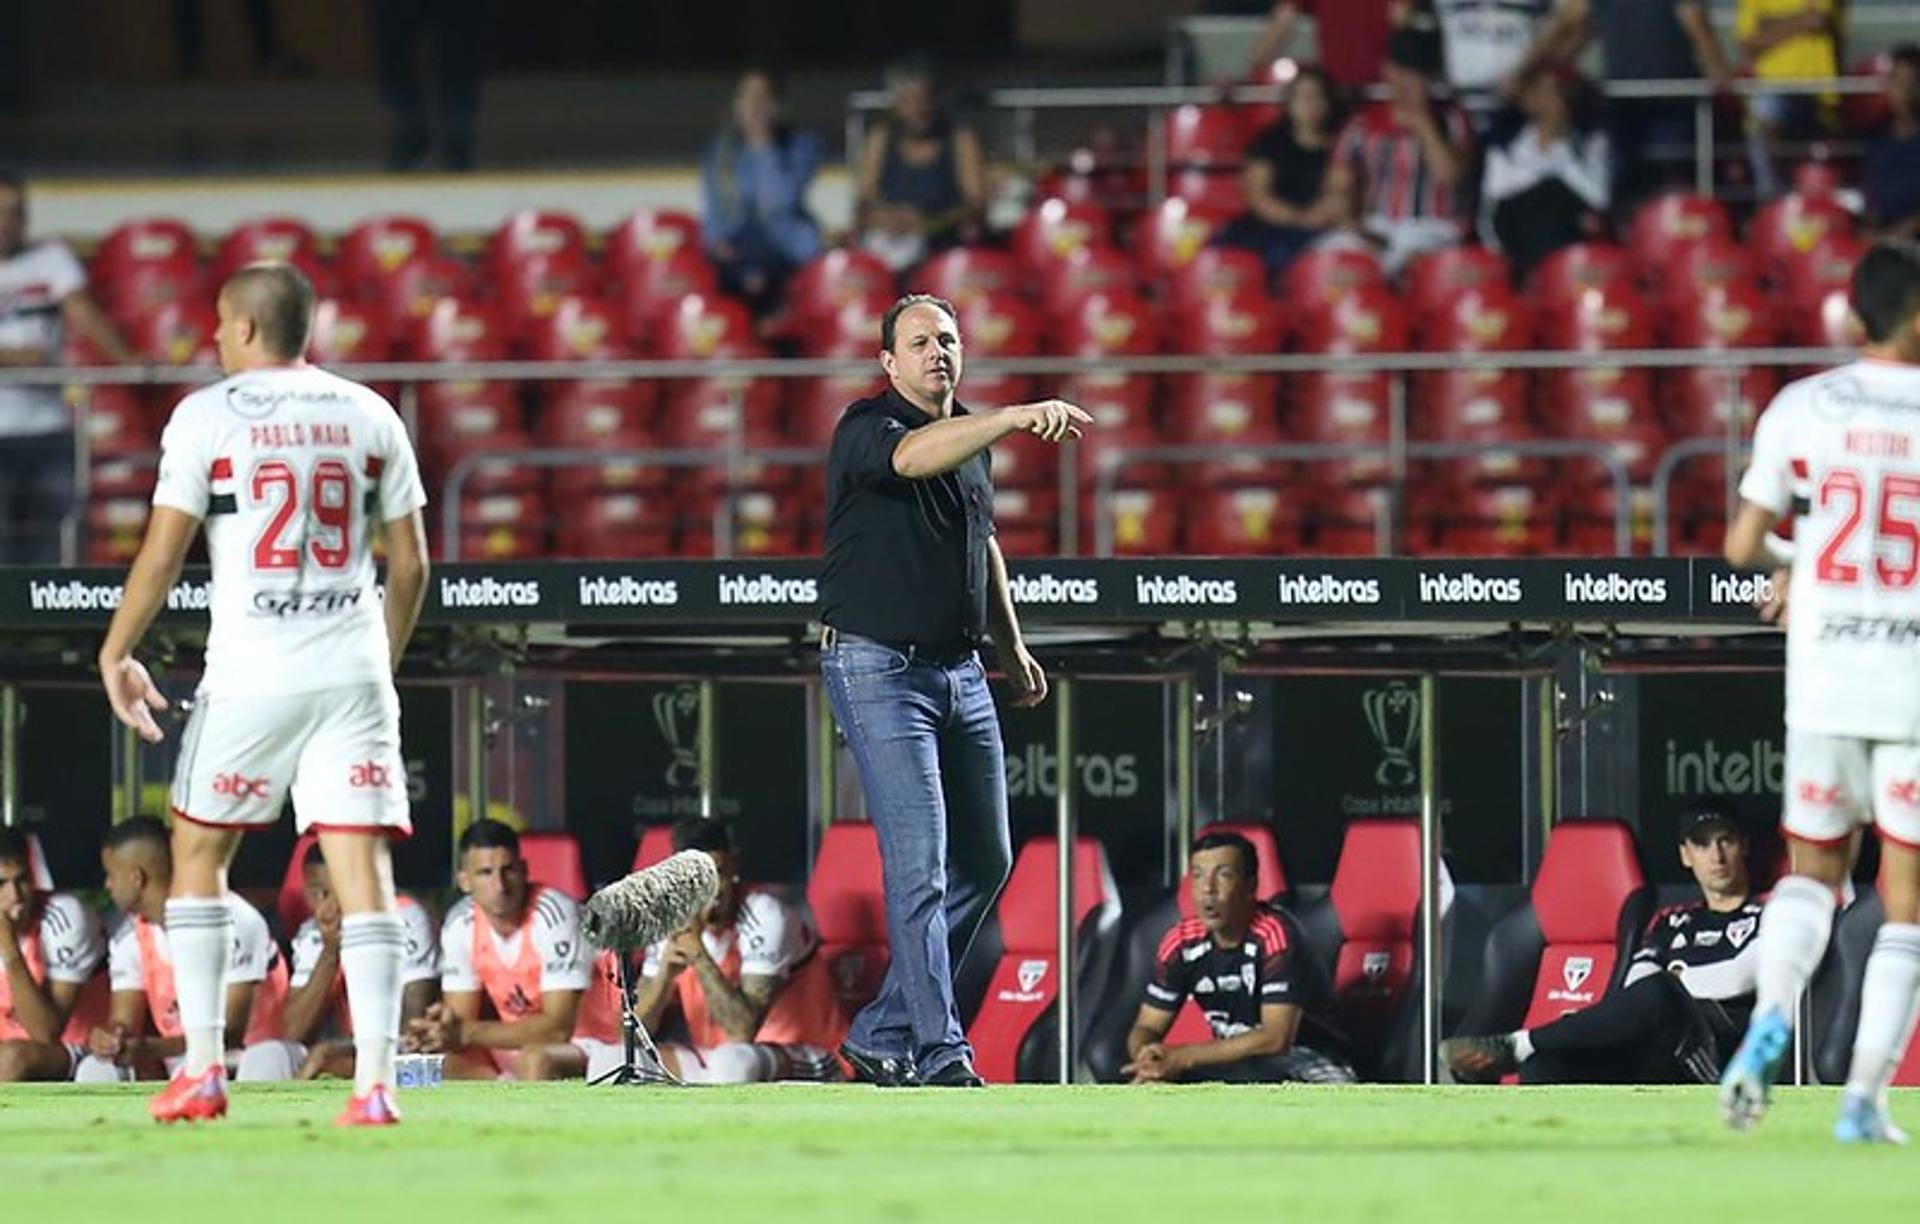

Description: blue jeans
[821,633,1013,1077]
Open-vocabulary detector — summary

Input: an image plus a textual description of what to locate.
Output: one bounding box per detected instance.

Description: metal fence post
[1,684,17,827]
[1054,675,1077,1086]
[1419,672,1442,1086]
[697,678,718,821]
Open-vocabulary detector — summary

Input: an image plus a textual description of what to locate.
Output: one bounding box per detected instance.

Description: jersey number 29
[250,458,354,572]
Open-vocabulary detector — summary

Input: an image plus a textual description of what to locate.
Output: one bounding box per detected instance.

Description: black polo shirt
[819,387,995,652]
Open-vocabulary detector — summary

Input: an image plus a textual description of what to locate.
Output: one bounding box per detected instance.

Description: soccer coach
[819,293,1089,1088]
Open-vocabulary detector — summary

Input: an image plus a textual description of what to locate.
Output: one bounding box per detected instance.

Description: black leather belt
[821,626,976,666]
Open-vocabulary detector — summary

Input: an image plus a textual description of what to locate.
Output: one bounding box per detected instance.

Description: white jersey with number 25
[1741,359,1920,741]
[151,365,427,700]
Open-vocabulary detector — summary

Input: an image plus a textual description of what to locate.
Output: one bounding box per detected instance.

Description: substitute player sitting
[78,817,299,1084]
[0,827,107,1081]
[410,820,622,1079]
[523,816,841,1084]
[284,842,440,1080]
[1445,806,1762,1085]
[1720,238,1920,1143]
[96,262,431,1125]
[1122,831,1353,1084]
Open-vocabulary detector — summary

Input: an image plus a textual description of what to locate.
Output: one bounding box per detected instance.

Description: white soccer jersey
[30,892,106,984]
[439,890,592,996]
[640,890,813,982]
[151,365,427,699]
[0,240,85,436]
[1434,0,1552,92]
[289,896,439,989]
[106,894,274,991]
[1740,360,1920,740]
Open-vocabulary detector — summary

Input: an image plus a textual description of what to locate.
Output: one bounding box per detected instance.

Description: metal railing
[847,74,1887,205]
[8,342,1850,562]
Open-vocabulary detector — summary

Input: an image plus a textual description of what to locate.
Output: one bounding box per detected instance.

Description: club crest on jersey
[1726,916,1758,949]
[1561,957,1593,993]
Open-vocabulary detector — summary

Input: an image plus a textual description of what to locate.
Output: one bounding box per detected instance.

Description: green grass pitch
[2,1083,1918,1222]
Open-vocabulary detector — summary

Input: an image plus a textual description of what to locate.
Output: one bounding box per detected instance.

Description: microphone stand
[589,951,681,1087]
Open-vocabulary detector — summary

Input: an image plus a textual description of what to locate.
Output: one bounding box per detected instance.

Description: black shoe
[1440,1034,1519,1084]
[923,1060,985,1088]
[839,1043,920,1088]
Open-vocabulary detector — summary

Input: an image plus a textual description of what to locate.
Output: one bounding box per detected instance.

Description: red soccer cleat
[148,1066,228,1124]
[335,1085,402,1127]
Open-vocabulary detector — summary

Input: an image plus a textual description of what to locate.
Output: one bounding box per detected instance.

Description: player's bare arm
[1723,502,1794,623]
[1121,1002,1176,1081]
[987,537,1047,709]
[418,987,581,1052]
[281,949,340,1046]
[97,506,200,743]
[0,906,77,1043]
[687,946,777,1043]
[1147,1003,1303,1083]
[380,508,430,669]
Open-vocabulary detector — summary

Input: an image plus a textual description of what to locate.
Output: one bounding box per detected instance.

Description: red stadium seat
[1183,487,1304,553]
[1840,52,1896,135]
[86,498,151,563]
[1664,283,1780,437]
[780,248,897,339]
[1540,282,1661,475]
[1415,286,1538,485]
[1135,196,1234,286]
[93,217,198,286]
[212,216,321,281]
[1012,198,1112,274]
[606,209,703,281]
[1039,244,1138,316]
[1561,479,1657,557]
[488,209,589,274]
[956,291,1042,358]
[458,491,550,560]
[101,257,206,330]
[1543,279,1655,350]
[967,836,1120,1083]
[521,294,627,362]
[536,383,657,450]
[1168,168,1246,216]
[126,300,217,365]
[614,247,721,345]
[307,298,391,366]
[520,831,589,901]
[1165,289,1285,484]
[553,492,677,557]
[1280,247,1388,309]
[909,246,1023,306]
[1748,193,1853,288]
[1051,290,1163,489]
[1798,285,1861,348]
[1457,820,1651,1057]
[786,370,886,448]
[1781,231,1864,309]
[497,248,599,331]
[1530,242,1633,309]
[89,456,158,500]
[1292,286,1411,485]
[338,214,438,291]
[1305,820,1423,1076]
[1404,246,1511,318]
[378,254,482,335]
[795,291,894,358]
[1164,244,1266,313]
[808,823,891,1028]
[1099,487,1182,555]
[1411,482,1555,556]
[1628,193,1732,278]
[1660,234,1762,307]
[80,387,155,459]
[409,296,511,362]
[1306,485,1391,555]
[1164,103,1250,168]
[993,486,1061,555]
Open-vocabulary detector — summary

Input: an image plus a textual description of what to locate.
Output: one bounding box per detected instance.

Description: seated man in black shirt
[1123,831,1353,1084]
[1444,806,1761,1085]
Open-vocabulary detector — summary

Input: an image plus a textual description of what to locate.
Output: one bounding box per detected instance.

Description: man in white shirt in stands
[0,170,136,561]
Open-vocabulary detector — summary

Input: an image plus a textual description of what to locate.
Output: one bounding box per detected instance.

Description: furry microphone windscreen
[581,850,720,951]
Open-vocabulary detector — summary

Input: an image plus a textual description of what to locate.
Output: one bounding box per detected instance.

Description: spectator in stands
[1866,46,1920,240]
[0,827,106,1081]
[77,817,299,1083]
[1481,65,1610,280]
[855,57,986,272]
[701,68,824,311]
[0,171,135,565]
[1443,805,1760,1085]
[1212,66,1345,278]
[1736,0,1840,199]
[1513,0,1733,211]
[410,819,619,1079]
[1433,0,1554,112]
[283,842,440,1081]
[1226,1,1407,92]
[367,0,491,171]
[1326,26,1477,276]
[524,816,842,1084]
[1122,831,1354,1084]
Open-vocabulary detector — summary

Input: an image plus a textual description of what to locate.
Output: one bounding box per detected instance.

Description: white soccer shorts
[1783,730,1920,850]
[170,682,410,836]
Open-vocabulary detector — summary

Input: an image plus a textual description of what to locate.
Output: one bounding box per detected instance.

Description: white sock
[1844,922,1920,1100]
[1753,874,1837,1020]
[340,912,406,1095]
[1512,1030,1535,1063]
[675,1043,776,1084]
[165,898,233,1077]
[72,1055,132,1084]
